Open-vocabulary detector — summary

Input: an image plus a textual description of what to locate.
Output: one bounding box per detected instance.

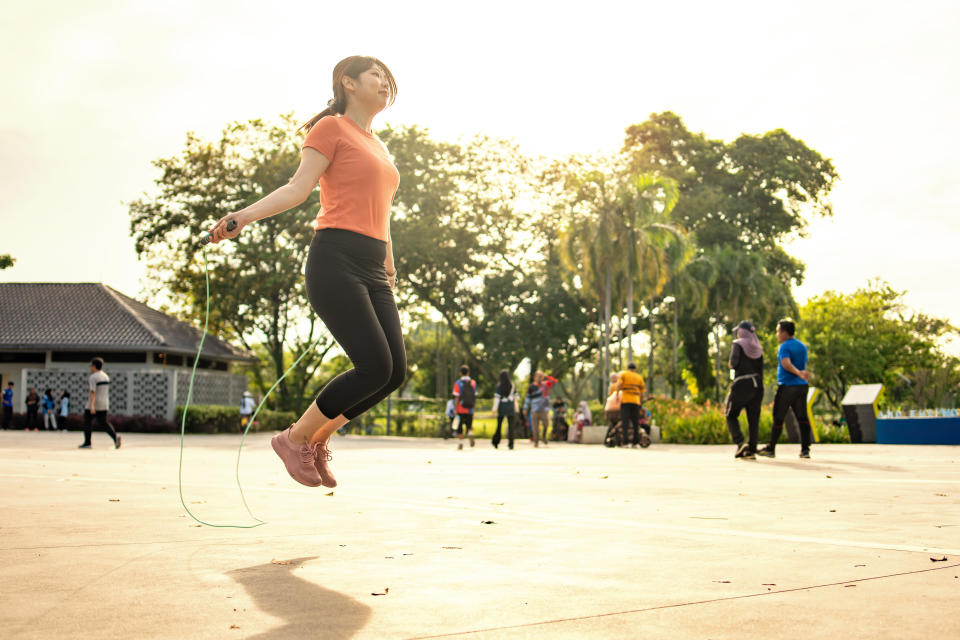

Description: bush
[4,412,178,433]
[651,396,842,444]
[175,405,297,434]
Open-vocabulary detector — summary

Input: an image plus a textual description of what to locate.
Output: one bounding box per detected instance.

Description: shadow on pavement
[228,556,371,639]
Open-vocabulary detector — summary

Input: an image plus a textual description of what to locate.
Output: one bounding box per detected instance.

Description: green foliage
[0,254,14,270]
[622,112,837,397]
[800,281,959,411]
[383,125,597,388]
[175,404,296,433]
[128,115,335,411]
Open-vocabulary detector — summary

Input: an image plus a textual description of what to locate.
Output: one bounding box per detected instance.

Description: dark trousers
[83,410,118,446]
[769,384,812,451]
[493,412,515,448]
[305,230,406,421]
[2,406,11,429]
[620,403,641,445]
[25,407,39,429]
[726,383,763,450]
[456,413,474,436]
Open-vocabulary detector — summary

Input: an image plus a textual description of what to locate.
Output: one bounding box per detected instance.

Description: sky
[1,0,958,345]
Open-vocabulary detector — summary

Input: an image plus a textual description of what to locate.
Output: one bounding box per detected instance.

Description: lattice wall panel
[132,371,172,418]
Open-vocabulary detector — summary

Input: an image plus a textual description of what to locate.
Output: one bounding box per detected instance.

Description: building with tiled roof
[0,283,253,419]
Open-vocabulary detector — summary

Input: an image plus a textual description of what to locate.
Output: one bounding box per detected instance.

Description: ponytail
[299,97,346,134]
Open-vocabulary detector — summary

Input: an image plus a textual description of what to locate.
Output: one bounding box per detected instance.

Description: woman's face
[347,65,391,112]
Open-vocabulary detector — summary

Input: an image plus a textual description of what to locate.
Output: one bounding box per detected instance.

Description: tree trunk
[626,277,634,366]
[603,263,612,387]
[671,294,679,399]
[648,297,655,395]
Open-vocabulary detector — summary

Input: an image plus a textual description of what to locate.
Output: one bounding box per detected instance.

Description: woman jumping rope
[208,55,404,489]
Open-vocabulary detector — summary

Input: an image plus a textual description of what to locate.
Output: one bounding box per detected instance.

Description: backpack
[458,379,476,409]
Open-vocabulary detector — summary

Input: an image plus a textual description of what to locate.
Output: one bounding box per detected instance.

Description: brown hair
[299,56,397,133]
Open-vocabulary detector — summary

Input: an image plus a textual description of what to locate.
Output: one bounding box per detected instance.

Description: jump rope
[178,220,322,528]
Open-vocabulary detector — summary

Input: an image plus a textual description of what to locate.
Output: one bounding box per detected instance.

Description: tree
[0,255,14,270]
[128,115,334,411]
[557,162,624,392]
[622,112,838,397]
[617,173,684,392]
[800,281,958,412]
[384,126,596,388]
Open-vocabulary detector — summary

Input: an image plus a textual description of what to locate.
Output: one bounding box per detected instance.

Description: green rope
[178,247,321,528]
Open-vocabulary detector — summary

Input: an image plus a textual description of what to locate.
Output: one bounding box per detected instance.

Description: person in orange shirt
[209,56,403,489]
[617,363,647,447]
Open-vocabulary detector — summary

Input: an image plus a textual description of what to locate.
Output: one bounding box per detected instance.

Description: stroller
[604,403,652,448]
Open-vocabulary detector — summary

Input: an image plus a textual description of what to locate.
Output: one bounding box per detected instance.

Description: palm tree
[559,169,625,391]
[616,173,684,393]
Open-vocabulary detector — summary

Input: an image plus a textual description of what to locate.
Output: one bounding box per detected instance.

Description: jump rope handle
[200,219,238,246]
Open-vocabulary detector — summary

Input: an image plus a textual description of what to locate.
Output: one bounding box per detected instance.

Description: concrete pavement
[0,430,958,639]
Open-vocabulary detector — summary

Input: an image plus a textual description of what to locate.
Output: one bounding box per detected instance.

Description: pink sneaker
[312,442,337,488]
[271,427,323,487]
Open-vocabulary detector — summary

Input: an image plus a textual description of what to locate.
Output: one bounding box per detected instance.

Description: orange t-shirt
[302,115,400,242]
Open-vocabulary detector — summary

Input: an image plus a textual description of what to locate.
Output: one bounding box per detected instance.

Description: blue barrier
[876,417,960,445]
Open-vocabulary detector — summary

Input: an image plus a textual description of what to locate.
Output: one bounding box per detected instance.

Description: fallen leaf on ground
[442,546,462,550]
[829,509,837,512]
[600,475,609,479]
[385,556,394,559]
[844,585,856,588]
[325,492,334,496]
[713,580,731,583]
[762,583,776,586]
[109,499,120,502]
[930,556,948,562]
[371,588,389,596]
[230,624,240,629]
[481,520,495,524]
[271,559,294,565]
[854,564,866,567]
[826,475,832,478]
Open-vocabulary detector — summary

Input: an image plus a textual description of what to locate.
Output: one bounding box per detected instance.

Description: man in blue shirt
[2,381,13,430]
[758,319,813,459]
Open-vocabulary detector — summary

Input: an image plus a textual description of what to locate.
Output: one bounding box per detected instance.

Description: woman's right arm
[208,148,331,243]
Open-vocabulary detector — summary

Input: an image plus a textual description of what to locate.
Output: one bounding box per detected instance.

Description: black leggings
[725,381,762,449]
[305,229,406,420]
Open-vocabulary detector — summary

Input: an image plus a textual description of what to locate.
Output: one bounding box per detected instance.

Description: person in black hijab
[726,321,764,459]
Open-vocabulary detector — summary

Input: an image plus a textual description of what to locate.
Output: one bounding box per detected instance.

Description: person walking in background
[523,370,557,447]
[491,369,517,450]
[453,365,477,450]
[79,357,121,449]
[444,398,456,439]
[617,363,647,447]
[758,319,813,459]
[240,390,256,428]
[59,390,71,431]
[41,389,57,430]
[726,321,764,459]
[2,381,13,430]
[25,387,40,431]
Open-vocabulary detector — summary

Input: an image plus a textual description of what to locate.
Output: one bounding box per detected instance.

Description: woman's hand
[387,272,397,289]
[208,212,246,244]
